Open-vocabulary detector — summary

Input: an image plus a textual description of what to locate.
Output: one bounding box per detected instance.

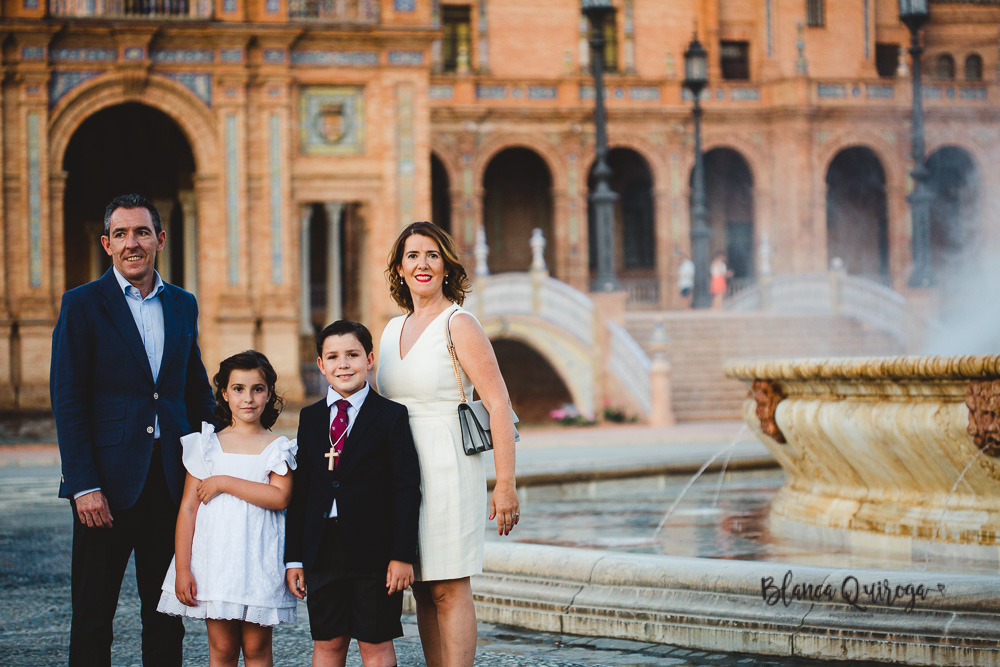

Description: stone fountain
[724,355,1000,561]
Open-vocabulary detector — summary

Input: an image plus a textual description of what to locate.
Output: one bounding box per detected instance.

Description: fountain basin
[725,356,1000,555]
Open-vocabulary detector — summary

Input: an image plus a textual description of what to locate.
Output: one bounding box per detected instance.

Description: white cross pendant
[324,447,340,471]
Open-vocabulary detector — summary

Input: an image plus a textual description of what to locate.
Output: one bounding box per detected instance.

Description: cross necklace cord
[325,425,348,471]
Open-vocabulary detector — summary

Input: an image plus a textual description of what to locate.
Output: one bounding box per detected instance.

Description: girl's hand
[489,481,520,536]
[175,569,198,607]
[196,476,228,505]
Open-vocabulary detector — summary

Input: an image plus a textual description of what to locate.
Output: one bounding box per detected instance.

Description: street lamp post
[900,0,934,288]
[683,36,712,308]
[582,0,619,292]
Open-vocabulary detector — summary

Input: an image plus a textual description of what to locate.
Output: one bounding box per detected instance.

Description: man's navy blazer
[285,390,421,575]
[50,269,215,510]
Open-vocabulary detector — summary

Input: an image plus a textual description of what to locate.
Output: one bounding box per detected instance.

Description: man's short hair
[316,320,374,357]
[103,193,162,236]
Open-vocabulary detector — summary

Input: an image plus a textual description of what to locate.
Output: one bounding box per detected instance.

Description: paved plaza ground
[1,422,848,666]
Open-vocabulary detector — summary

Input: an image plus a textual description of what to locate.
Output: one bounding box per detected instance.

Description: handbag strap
[445,308,468,404]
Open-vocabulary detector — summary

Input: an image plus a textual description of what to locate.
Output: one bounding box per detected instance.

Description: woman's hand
[489,480,520,536]
[196,476,228,505]
[175,569,198,606]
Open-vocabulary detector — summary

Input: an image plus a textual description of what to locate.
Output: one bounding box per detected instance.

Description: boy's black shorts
[304,519,404,644]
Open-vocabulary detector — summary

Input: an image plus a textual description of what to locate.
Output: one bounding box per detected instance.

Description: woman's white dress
[377,304,487,581]
[157,423,298,626]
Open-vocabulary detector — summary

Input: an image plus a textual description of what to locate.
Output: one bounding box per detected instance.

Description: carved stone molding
[751,379,786,444]
[965,379,1000,457]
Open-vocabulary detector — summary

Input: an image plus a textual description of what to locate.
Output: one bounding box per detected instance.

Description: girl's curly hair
[213,350,284,429]
[385,221,470,313]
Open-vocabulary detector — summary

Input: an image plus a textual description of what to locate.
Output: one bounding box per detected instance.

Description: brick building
[1,0,998,411]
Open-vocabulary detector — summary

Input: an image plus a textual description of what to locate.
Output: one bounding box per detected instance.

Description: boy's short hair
[316,320,374,357]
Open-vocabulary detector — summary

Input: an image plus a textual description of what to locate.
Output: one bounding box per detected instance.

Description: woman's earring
[445,275,449,284]
[399,276,404,285]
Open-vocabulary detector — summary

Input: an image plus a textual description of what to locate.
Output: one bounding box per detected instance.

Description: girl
[157,350,297,667]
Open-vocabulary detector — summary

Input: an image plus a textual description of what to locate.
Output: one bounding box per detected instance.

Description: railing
[49,0,212,18]
[620,277,660,306]
[725,271,907,341]
[288,0,379,21]
[607,321,652,415]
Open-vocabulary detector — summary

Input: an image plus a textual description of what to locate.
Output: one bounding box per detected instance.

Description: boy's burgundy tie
[329,399,351,468]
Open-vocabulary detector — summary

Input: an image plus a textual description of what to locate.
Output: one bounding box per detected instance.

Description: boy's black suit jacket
[285,389,421,574]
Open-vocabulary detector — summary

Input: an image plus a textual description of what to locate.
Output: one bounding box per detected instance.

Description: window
[602,17,619,71]
[935,54,955,80]
[442,5,472,73]
[806,0,825,28]
[875,44,899,78]
[720,41,750,80]
[965,54,983,81]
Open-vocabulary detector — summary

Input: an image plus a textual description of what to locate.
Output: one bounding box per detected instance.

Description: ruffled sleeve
[264,437,298,477]
[179,421,218,480]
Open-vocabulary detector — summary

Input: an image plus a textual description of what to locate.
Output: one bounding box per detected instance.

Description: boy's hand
[386,561,413,595]
[286,568,307,599]
[196,476,227,504]
[175,569,198,607]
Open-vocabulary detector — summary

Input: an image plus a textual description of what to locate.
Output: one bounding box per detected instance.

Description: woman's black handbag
[446,309,519,455]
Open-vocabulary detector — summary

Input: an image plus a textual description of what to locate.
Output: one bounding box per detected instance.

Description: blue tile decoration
[394,0,415,10]
[226,114,239,286]
[51,48,116,61]
[615,87,625,99]
[716,89,726,99]
[21,46,44,60]
[511,87,522,99]
[476,85,506,99]
[923,87,942,100]
[220,48,243,63]
[945,87,955,99]
[299,86,365,156]
[429,85,454,100]
[864,0,871,61]
[269,113,283,285]
[396,83,416,226]
[528,86,558,100]
[731,87,761,101]
[263,49,286,63]
[766,0,773,58]
[866,84,894,99]
[291,50,379,66]
[49,71,101,107]
[388,50,423,65]
[852,85,861,98]
[152,49,214,63]
[817,84,846,99]
[124,47,144,60]
[266,0,278,11]
[163,72,212,107]
[960,87,987,100]
[223,0,236,11]
[28,112,42,288]
[580,86,594,101]
[24,0,39,9]
[629,86,660,101]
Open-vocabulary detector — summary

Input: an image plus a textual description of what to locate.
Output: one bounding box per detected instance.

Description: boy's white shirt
[285,381,369,571]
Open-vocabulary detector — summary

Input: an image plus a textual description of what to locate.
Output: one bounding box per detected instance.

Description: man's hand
[196,476,228,505]
[75,490,113,528]
[286,568,307,600]
[175,569,198,606]
[386,561,414,595]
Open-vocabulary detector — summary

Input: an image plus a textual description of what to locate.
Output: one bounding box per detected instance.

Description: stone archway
[61,102,196,292]
[493,338,573,424]
[482,147,554,273]
[691,148,755,282]
[825,146,889,278]
[927,146,979,277]
[430,151,452,233]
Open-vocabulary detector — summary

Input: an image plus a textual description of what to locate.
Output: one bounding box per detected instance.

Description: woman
[710,251,731,310]
[376,221,519,667]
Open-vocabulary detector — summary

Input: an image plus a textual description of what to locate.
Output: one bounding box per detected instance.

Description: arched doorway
[430,153,452,233]
[492,339,572,424]
[693,148,755,283]
[63,102,196,292]
[482,148,553,273]
[825,146,889,278]
[927,146,979,277]
[588,148,656,290]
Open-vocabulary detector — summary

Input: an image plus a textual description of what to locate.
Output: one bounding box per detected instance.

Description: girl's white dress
[157,422,298,626]
[377,304,487,581]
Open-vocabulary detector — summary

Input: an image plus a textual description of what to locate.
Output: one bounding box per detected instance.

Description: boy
[285,320,421,667]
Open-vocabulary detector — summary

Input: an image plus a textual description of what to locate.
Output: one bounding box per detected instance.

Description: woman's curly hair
[213,350,284,430]
[385,221,471,313]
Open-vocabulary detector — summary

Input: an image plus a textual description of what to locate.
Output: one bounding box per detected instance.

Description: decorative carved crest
[752,379,786,444]
[965,379,1000,457]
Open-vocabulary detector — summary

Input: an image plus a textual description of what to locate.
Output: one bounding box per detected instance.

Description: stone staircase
[625,311,906,422]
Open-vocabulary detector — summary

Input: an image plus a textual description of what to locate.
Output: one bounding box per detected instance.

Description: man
[50,193,216,666]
